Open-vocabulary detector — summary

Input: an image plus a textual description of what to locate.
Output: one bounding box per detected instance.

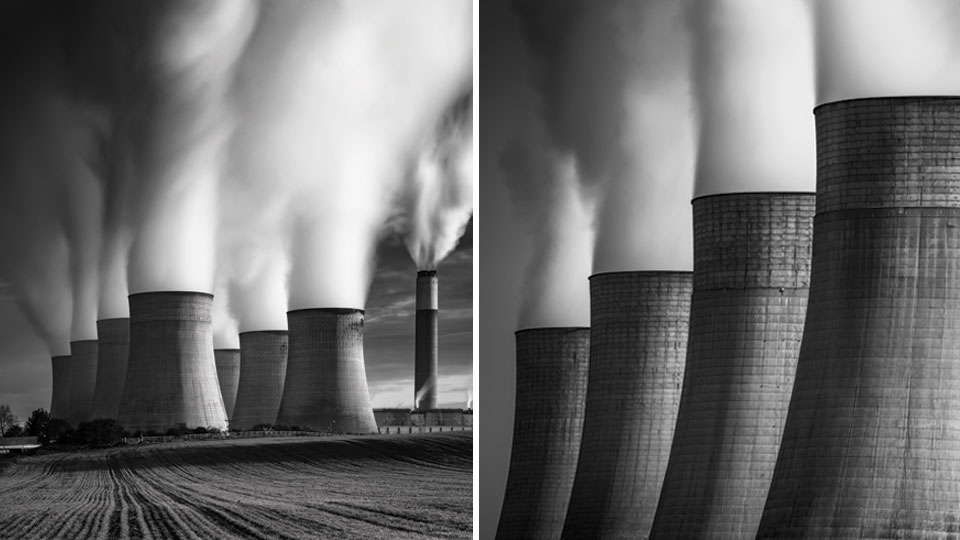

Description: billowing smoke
[814,0,960,103]
[688,0,816,196]
[400,91,474,271]
[232,0,472,310]
[512,0,697,273]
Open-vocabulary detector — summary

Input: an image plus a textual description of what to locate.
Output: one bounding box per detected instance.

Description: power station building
[496,327,590,540]
[231,330,289,430]
[89,318,130,420]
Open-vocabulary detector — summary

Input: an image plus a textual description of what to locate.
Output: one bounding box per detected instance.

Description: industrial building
[415,270,439,411]
[214,348,240,419]
[230,330,288,430]
[89,318,130,420]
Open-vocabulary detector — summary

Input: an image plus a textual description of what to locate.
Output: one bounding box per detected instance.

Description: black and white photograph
[0,1,473,539]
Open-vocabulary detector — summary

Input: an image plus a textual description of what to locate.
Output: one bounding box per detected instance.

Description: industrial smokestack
[276,309,377,433]
[650,192,814,538]
[67,340,98,426]
[214,348,240,420]
[231,330,289,430]
[561,271,692,540]
[415,270,438,410]
[117,291,227,433]
[89,318,130,420]
[49,355,71,420]
[758,97,960,538]
[496,327,589,540]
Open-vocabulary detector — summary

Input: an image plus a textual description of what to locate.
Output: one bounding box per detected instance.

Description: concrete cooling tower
[89,318,130,420]
[415,270,438,410]
[214,348,240,419]
[275,309,377,433]
[231,330,288,430]
[49,355,71,420]
[650,193,814,539]
[757,97,960,538]
[116,291,227,433]
[67,340,98,426]
[496,327,590,540]
[561,272,692,540]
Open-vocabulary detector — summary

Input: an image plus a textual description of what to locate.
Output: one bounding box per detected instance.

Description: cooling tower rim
[515,326,590,335]
[417,269,438,277]
[691,191,815,204]
[213,348,241,352]
[589,270,692,280]
[238,329,288,336]
[813,95,960,113]
[128,290,214,299]
[286,307,364,315]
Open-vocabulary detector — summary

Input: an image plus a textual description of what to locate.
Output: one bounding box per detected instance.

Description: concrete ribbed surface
[68,340,98,426]
[214,349,240,419]
[758,97,960,539]
[89,318,129,420]
[49,355,70,420]
[231,330,288,430]
[561,272,691,540]
[496,327,590,540]
[651,193,814,539]
[276,309,377,433]
[117,292,227,433]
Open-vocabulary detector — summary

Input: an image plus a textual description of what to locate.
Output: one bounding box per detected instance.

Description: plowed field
[0,431,472,539]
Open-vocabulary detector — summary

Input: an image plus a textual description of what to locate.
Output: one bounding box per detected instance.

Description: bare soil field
[0,431,472,539]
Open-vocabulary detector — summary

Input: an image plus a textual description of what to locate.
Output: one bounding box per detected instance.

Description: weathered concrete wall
[68,340,98,426]
[415,270,439,410]
[49,355,71,420]
[758,97,960,538]
[496,327,589,540]
[117,292,227,433]
[651,193,814,539]
[561,272,691,540]
[231,330,288,430]
[89,318,130,420]
[214,348,240,419]
[276,309,377,433]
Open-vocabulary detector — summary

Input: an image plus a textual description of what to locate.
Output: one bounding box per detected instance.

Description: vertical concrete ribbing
[214,348,241,419]
[276,309,377,433]
[758,97,960,538]
[496,327,590,540]
[117,291,227,432]
[650,193,814,539]
[68,340,98,426]
[231,330,288,430]
[415,270,439,410]
[49,355,71,420]
[561,272,692,540]
[89,318,130,420]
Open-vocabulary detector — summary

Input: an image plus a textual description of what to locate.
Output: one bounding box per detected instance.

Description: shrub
[75,419,126,448]
[45,419,75,445]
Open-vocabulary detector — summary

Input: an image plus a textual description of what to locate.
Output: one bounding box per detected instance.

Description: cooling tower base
[89,318,130,420]
[231,330,288,430]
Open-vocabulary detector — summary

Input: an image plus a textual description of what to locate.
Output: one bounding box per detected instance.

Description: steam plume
[212,279,240,349]
[688,0,816,196]
[814,0,960,103]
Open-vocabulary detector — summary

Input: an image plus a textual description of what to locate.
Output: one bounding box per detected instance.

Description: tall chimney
[49,355,71,420]
[758,97,960,538]
[116,291,227,432]
[650,192,814,538]
[67,340,98,426]
[89,318,130,420]
[231,330,288,430]
[214,348,240,419]
[561,271,691,540]
[496,327,590,540]
[415,270,438,410]
[275,309,377,433]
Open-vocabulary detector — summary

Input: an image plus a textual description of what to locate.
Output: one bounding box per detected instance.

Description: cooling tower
[67,340,98,426]
[757,97,960,538]
[650,193,814,539]
[116,291,227,433]
[230,330,288,430]
[49,355,71,420]
[496,327,590,540]
[89,318,130,420]
[561,272,692,540]
[214,348,240,419]
[275,309,377,433]
[415,270,438,410]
